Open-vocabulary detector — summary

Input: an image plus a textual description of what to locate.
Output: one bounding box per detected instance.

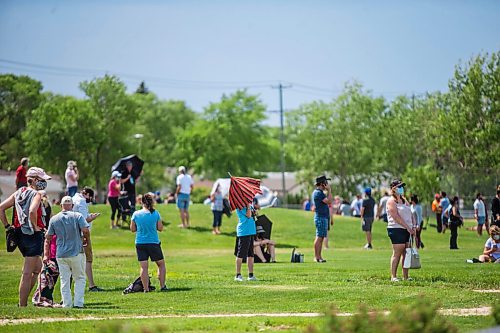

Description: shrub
[190,186,211,203]
[305,298,458,333]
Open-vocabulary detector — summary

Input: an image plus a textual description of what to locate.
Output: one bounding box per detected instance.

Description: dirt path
[0,307,492,326]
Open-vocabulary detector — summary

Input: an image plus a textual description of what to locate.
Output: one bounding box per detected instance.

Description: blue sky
[1,0,499,125]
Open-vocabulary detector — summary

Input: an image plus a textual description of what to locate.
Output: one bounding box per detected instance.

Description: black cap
[315,175,331,185]
[390,179,406,188]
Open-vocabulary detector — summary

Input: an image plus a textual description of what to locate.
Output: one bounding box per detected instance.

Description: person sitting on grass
[478,226,500,263]
[130,193,168,292]
[253,225,276,263]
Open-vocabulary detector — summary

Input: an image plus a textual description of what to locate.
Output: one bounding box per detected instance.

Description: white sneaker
[391,277,400,282]
[247,276,257,281]
[234,275,243,282]
[363,244,370,249]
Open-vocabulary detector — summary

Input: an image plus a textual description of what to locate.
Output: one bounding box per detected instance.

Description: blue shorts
[477,216,486,225]
[177,193,190,209]
[314,216,329,238]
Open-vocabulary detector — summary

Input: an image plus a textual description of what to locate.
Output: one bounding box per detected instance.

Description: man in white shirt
[351,194,362,217]
[72,187,102,291]
[175,166,194,228]
[474,192,488,236]
[377,192,390,223]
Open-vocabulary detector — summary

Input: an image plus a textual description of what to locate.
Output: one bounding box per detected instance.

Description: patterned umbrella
[228,175,263,211]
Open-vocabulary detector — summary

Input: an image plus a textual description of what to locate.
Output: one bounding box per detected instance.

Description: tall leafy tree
[24,94,99,188]
[444,52,500,171]
[78,75,136,193]
[287,83,386,197]
[175,90,279,179]
[0,74,43,169]
[132,93,196,191]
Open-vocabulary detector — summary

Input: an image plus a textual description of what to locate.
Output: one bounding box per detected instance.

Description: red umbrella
[228,175,263,211]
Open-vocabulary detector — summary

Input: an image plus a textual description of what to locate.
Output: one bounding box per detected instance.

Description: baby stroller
[118,191,132,226]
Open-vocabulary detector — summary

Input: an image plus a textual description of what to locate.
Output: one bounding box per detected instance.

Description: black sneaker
[73,305,84,309]
[88,286,105,292]
[160,286,169,292]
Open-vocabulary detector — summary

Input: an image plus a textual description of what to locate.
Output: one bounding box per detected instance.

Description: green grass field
[0,204,498,332]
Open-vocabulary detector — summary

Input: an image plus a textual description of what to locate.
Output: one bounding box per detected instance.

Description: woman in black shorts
[130,193,168,292]
[386,179,416,282]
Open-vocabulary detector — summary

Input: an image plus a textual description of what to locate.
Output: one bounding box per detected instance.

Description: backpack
[222,198,232,218]
[123,276,155,294]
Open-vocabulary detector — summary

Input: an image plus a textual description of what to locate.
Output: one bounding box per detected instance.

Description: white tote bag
[403,237,421,269]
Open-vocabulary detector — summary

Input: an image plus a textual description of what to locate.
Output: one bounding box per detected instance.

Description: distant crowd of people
[1,156,499,308]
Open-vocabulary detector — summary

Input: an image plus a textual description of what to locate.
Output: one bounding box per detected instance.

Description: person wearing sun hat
[386,179,417,282]
[0,166,51,306]
[312,175,332,263]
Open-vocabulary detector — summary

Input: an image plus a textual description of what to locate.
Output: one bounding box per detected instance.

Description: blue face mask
[36,180,47,190]
[396,187,404,195]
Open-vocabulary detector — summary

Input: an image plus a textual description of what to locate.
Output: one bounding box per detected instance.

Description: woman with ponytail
[130,193,167,292]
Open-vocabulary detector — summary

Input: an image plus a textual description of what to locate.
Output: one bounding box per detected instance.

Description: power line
[0,58,279,88]
[0,58,428,96]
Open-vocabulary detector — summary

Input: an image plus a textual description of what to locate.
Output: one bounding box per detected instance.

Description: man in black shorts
[360,187,376,249]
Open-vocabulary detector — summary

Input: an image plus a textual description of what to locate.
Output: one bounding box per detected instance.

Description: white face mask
[493,235,500,241]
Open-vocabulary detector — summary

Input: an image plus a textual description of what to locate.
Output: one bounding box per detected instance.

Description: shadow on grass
[167,287,192,292]
[188,226,236,237]
[277,243,298,249]
[84,302,120,309]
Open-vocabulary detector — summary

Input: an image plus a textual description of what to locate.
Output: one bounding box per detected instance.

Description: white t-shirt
[473,199,486,217]
[350,198,362,215]
[379,196,389,215]
[176,174,193,195]
[485,238,500,260]
[72,192,91,229]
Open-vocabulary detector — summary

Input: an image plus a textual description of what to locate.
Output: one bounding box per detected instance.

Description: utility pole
[272,82,292,207]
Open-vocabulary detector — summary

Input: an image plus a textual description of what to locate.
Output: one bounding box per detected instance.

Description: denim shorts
[177,193,190,209]
[477,216,486,225]
[314,216,329,238]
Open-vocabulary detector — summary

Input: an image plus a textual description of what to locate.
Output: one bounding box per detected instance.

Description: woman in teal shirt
[130,193,167,292]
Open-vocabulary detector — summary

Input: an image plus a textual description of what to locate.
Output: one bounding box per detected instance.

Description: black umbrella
[256,214,273,240]
[111,155,144,175]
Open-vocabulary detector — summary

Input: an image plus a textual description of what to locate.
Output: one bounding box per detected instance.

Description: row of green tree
[0,51,498,202]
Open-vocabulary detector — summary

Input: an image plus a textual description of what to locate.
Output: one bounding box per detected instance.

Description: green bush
[493,300,500,326]
[306,298,458,333]
[190,186,212,203]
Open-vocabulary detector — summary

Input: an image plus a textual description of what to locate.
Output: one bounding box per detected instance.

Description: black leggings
[109,197,120,220]
[449,223,459,249]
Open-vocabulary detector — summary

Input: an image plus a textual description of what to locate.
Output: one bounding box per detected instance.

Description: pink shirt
[65,168,78,188]
[108,179,121,198]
